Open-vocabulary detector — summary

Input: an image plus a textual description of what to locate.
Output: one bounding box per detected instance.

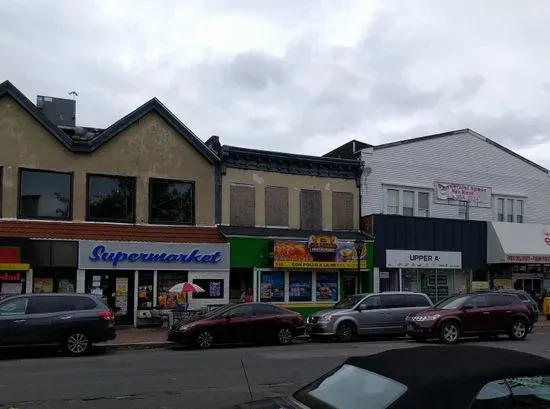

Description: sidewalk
[104,327,172,350]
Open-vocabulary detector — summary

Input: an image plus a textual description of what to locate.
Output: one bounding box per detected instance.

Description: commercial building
[0,80,228,326]
[327,129,550,294]
[207,137,371,316]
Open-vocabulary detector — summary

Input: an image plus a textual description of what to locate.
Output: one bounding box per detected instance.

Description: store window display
[289,272,313,302]
[401,269,469,302]
[260,271,285,302]
[157,271,188,309]
[316,272,338,301]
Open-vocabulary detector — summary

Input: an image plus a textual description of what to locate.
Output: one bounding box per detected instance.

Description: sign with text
[506,255,550,263]
[434,182,492,208]
[273,237,369,269]
[78,240,230,271]
[386,250,462,269]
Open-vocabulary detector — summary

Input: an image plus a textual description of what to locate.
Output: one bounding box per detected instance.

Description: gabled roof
[0,80,219,163]
[323,139,372,160]
[373,128,549,174]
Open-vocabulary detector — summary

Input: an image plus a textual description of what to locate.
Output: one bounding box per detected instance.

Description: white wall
[361,131,550,223]
[188,271,230,310]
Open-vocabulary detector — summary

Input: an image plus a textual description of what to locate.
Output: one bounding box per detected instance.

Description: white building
[359,129,550,224]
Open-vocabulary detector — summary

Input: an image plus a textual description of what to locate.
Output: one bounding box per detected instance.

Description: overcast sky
[1,0,550,166]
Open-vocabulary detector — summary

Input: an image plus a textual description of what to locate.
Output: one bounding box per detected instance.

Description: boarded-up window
[230,185,255,226]
[332,192,354,230]
[265,186,289,227]
[300,189,322,230]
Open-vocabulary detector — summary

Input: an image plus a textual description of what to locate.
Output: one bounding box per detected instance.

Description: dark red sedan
[168,303,306,349]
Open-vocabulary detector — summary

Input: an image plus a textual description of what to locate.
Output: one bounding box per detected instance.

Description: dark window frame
[17,168,74,221]
[86,173,137,223]
[0,166,3,218]
[148,178,196,225]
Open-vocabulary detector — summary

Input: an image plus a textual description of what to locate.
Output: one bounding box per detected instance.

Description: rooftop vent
[36,95,76,128]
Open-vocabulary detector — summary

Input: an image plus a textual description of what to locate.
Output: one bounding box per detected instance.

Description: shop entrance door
[343,276,358,297]
[87,271,134,326]
[514,278,542,295]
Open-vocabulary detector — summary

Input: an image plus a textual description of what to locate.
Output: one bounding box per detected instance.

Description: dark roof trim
[0,80,219,163]
[0,80,74,149]
[219,225,374,241]
[323,139,372,159]
[373,128,549,175]
[220,145,361,180]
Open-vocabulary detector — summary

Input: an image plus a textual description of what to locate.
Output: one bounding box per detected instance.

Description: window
[360,295,382,310]
[149,179,194,225]
[300,189,322,230]
[227,304,254,318]
[260,271,285,302]
[0,297,28,315]
[465,294,490,309]
[289,272,313,302]
[316,273,338,301]
[265,186,289,227]
[385,188,430,217]
[382,294,407,308]
[507,199,514,222]
[418,192,429,217]
[253,304,283,316]
[488,294,518,307]
[295,364,408,409]
[192,279,224,299]
[157,271,188,309]
[458,201,468,220]
[87,174,136,223]
[230,184,255,226]
[517,200,524,223]
[495,197,524,223]
[497,198,504,221]
[386,189,399,214]
[18,169,72,219]
[332,192,354,230]
[473,376,550,408]
[27,295,95,314]
[407,294,431,307]
[402,191,414,216]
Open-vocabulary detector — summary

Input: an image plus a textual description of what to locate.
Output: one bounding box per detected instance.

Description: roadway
[2,332,550,409]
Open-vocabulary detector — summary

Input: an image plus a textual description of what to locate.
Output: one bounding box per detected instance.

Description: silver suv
[306,292,433,342]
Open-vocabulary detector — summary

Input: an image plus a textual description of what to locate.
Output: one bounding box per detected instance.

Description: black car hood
[220,396,303,409]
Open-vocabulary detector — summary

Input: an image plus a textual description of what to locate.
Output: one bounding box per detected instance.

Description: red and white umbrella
[169,282,205,295]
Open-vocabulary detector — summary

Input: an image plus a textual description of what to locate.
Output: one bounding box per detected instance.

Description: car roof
[344,346,550,409]
[356,291,427,297]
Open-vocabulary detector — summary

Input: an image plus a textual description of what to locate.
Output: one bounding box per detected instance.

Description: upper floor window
[494,196,524,223]
[230,184,255,226]
[18,169,72,220]
[149,179,195,225]
[332,191,354,230]
[87,174,136,223]
[385,188,430,217]
[265,186,288,227]
[300,189,322,230]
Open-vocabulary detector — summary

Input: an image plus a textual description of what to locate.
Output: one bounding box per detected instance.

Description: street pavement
[2,332,550,409]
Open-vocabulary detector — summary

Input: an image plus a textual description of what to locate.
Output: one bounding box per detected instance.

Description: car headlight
[424,314,441,321]
[319,315,334,323]
[178,324,194,332]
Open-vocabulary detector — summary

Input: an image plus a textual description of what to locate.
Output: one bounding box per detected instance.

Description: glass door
[343,276,358,297]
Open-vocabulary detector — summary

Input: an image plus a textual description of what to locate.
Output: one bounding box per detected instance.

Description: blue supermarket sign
[79,241,229,271]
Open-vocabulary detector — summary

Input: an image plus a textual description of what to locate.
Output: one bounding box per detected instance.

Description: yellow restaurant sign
[274,260,367,269]
[0,263,31,271]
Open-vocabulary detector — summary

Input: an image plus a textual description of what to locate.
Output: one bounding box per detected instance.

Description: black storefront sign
[371,215,487,270]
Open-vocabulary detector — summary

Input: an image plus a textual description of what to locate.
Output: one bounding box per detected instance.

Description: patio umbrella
[169,282,205,295]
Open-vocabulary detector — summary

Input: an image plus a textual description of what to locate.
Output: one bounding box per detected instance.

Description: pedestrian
[242,288,253,303]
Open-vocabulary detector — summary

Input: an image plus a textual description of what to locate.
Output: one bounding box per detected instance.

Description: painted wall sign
[78,241,230,271]
[434,182,492,208]
[386,249,462,269]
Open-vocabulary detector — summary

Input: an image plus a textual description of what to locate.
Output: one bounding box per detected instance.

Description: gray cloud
[1,1,550,165]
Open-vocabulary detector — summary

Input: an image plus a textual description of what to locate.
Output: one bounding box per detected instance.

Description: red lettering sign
[0,273,21,281]
[545,237,550,246]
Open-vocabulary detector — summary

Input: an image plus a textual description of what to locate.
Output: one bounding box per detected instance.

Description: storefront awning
[487,221,550,264]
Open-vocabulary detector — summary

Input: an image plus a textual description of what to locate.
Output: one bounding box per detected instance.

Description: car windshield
[293,364,408,409]
[432,294,471,309]
[332,295,365,309]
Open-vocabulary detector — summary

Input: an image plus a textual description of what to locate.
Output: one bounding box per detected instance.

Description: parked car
[405,292,531,344]
[498,288,539,331]
[221,345,550,409]
[305,291,433,342]
[168,302,305,348]
[0,293,116,356]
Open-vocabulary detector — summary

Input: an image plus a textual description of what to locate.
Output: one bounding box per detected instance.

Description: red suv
[405,292,531,344]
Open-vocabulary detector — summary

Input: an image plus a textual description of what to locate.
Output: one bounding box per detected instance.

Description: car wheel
[439,321,460,345]
[196,329,214,349]
[336,322,356,342]
[66,332,90,356]
[277,327,294,345]
[509,319,528,341]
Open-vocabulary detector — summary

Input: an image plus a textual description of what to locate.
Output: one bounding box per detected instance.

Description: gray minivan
[305,291,433,342]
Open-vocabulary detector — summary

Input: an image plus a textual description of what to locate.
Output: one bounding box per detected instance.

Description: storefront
[487,221,550,294]
[77,240,230,326]
[254,235,373,316]
[0,240,31,299]
[367,214,487,302]
[28,240,78,294]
